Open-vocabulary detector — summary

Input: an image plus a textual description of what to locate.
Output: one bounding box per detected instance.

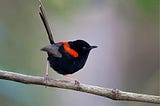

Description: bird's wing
[41,43,62,58]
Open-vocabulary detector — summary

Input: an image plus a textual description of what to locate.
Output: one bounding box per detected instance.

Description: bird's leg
[63,74,80,89]
[44,61,49,83]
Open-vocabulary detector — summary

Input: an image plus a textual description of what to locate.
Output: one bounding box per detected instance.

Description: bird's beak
[90,45,98,49]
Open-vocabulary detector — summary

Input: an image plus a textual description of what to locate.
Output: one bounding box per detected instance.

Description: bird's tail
[39,0,55,44]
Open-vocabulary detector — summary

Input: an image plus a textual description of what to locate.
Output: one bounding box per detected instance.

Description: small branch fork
[0,70,159,104]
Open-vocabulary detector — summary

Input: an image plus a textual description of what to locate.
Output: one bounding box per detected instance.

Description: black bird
[39,0,97,84]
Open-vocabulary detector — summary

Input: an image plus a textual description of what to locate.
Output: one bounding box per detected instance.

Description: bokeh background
[0,0,159,106]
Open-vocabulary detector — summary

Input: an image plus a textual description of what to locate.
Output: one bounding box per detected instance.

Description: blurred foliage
[45,0,86,16]
[136,0,159,13]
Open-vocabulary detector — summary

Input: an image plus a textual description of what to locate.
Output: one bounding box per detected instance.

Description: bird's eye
[82,47,87,50]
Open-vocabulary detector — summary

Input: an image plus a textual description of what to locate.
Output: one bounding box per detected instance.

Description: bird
[39,0,97,85]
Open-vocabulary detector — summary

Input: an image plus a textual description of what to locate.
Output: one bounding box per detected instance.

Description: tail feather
[39,0,55,44]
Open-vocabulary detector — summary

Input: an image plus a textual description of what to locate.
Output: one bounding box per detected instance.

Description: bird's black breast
[47,52,89,75]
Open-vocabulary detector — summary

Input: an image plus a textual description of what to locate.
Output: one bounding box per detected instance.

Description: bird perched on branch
[39,0,97,85]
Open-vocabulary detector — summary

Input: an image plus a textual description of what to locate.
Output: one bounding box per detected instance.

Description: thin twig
[0,70,159,104]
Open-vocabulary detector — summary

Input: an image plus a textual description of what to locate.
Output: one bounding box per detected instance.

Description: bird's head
[69,40,97,56]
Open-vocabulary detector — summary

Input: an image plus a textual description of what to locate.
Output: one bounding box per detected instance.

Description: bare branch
[0,70,159,104]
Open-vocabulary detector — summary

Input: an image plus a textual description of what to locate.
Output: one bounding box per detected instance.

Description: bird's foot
[44,74,49,82]
[44,61,49,87]
[63,74,80,90]
[74,80,80,90]
[44,74,49,87]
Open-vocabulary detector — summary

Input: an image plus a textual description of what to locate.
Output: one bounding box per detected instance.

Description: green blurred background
[0,0,159,106]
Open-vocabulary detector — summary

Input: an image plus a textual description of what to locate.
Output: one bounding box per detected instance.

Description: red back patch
[59,42,78,58]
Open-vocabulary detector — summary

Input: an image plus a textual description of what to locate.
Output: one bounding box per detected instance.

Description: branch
[0,70,159,104]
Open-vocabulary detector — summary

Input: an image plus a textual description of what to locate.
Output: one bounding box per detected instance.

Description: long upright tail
[39,0,55,44]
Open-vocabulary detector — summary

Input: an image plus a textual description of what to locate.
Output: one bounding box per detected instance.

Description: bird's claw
[74,80,80,90]
[44,74,49,84]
